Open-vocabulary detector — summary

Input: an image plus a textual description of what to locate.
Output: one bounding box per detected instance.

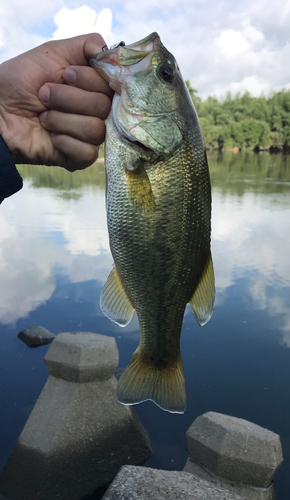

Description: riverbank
[206,144,290,154]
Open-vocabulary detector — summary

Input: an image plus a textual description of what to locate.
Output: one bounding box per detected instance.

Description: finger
[39,83,111,119]
[49,33,107,67]
[84,34,108,60]
[40,110,106,145]
[63,65,113,98]
[50,133,99,171]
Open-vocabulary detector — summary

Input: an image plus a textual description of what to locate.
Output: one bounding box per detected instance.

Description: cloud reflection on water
[0,182,111,325]
[212,188,290,346]
[0,158,289,347]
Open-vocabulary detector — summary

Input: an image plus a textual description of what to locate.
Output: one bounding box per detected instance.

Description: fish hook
[102,41,126,51]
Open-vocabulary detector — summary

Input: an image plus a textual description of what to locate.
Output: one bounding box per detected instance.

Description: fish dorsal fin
[126,164,155,215]
[100,265,134,327]
[188,252,215,326]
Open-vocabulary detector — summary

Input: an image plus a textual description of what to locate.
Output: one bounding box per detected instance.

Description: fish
[89,32,215,414]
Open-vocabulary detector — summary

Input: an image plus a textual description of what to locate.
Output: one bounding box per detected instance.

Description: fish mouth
[89,32,161,93]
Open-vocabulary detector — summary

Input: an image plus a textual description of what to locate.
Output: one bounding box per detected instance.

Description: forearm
[0,135,23,204]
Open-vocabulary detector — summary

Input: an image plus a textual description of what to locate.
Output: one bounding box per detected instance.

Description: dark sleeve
[0,135,23,204]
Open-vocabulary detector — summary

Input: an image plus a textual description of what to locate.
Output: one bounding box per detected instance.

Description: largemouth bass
[90,32,215,413]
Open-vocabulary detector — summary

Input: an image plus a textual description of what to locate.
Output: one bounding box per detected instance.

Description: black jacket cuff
[0,135,23,204]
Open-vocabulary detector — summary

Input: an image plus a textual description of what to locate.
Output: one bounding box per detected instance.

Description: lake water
[0,152,289,498]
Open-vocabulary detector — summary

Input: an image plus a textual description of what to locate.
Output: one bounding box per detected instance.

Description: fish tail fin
[116,348,186,413]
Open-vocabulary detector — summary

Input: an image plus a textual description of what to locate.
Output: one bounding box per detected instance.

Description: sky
[0,0,289,99]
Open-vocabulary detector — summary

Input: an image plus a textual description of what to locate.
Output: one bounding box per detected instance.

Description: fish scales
[90,32,215,413]
[107,127,208,354]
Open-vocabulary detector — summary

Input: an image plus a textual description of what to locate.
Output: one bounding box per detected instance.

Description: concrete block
[101,465,245,499]
[18,325,55,347]
[45,331,118,382]
[0,333,151,500]
[183,459,276,500]
[186,412,283,489]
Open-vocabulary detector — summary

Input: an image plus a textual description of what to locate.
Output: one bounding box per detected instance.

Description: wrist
[0,110,13,158]
[0,112,25,164]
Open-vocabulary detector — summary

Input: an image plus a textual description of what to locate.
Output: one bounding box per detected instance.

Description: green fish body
[90,33,215,413]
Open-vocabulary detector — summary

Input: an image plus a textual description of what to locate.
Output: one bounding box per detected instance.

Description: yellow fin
[126,165,155,215]
[100,265,134,327]
[116,347,186,413]
[189,252,215,326]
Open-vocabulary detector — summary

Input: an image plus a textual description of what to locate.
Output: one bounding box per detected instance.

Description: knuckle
[81,117,106,146]
[83,145,98,164]
[90,119,106,145]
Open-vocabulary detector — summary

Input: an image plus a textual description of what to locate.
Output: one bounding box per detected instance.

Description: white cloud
[215,26,264,61]
[211,76,273,100]
[53,6,112,40]
[0,1,289,98]
[0,1,60,59]
[216,30,251,59]
[243,25,265,46]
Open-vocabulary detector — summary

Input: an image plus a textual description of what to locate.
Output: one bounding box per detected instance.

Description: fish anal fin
[100,265,134,327]
[126,164,155,215]
[189,252,215,326]
[116,347,186,413]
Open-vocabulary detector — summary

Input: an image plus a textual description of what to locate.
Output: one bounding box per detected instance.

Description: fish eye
[158,65,174,83]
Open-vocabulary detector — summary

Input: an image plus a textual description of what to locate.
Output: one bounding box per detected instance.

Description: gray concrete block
[183,459,276,500]
[0,333,151,500]
[186,412,283,489]
[102,465,245,500]
[45,331,119,382]
[18,326,55,347]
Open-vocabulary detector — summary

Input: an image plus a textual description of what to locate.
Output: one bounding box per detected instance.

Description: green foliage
[185,80,201,112]
[17,161,106,192]
[185,84,290,151]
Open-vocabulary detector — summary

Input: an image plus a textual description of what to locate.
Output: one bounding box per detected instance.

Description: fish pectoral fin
[126,164,155,214]
[116,348,186,413]
[188,252,215,326]
[100,265,134,327]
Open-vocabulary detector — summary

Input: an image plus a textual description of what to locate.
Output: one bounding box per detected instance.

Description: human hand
[0,34,113,171]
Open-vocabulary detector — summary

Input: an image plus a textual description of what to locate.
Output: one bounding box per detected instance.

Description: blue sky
[0,0,289,99]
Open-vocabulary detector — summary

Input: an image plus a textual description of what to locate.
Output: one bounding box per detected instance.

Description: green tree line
[186,82,290,152]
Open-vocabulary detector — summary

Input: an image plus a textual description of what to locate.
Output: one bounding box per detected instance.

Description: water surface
[0,152,289,498]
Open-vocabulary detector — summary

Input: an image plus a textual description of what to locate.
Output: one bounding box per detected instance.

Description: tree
[185,81,201,113]
[186,87,290,151]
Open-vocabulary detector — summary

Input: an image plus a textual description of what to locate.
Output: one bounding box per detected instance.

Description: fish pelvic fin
[116,348,186,413]
[100,265,134,327]
[189,251,215,326]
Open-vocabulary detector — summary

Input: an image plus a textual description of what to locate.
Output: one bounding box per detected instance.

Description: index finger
[84,34,108,61]
[63,65,114,98]
[46,33,107,68]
